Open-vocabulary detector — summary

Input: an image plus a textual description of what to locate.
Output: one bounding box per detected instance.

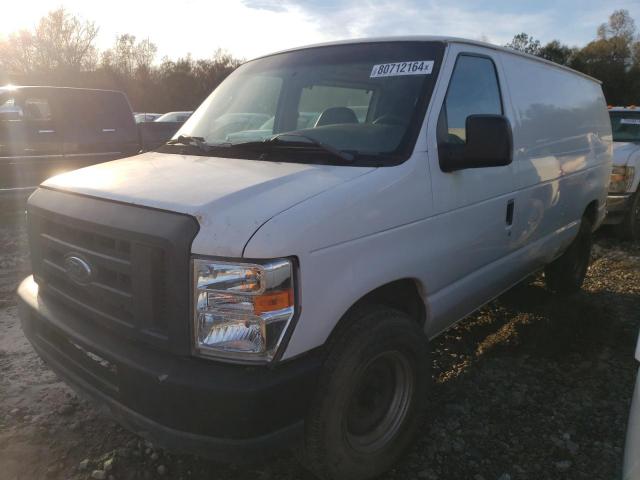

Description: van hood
[42,151,375,257]
[612,141,640,166]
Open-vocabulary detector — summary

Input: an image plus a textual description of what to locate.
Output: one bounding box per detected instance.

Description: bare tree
[101,34,157,77]
[0,30,38,75]
[134,38,157,72]
[31,8,99,71]
[598,9,636,42]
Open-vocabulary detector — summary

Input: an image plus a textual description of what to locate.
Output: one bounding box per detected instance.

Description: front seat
[314,107,358,127]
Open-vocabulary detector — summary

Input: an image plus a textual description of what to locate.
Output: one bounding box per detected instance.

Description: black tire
[615,191,640,241]
[544,215,593,293]
[301,305,430,480]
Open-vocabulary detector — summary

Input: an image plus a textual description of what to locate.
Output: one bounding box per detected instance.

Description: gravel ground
[1,215,639,480]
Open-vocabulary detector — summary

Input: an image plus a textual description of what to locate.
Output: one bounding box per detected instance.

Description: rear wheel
[615,191,640,241]
[301,306,430,480]
[544,216,593,293]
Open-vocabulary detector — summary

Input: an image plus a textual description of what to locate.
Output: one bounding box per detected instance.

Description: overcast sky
[1,0,640,60]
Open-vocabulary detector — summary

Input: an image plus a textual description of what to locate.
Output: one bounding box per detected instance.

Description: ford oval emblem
[63,255,93,285]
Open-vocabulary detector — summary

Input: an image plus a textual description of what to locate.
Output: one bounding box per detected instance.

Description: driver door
[424,44,518,333]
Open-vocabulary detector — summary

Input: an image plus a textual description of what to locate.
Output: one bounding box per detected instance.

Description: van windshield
[165,42,444,165]
[610,111,640,143]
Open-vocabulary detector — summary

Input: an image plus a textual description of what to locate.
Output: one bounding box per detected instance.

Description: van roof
[0,85,125,95]
[255,36,601,85]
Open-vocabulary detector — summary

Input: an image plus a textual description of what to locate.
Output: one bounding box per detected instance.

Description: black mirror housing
[439,114,513,172]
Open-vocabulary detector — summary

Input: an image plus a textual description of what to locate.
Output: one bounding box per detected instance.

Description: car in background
[134,112,162,123]
[605,106,640,240]
[139,110,192,151]
[624,332,640,479]
[155,111,192,123]
[137,111,193,150]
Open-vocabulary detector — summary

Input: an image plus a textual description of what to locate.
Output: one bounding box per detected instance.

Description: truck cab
[605,106,640,240]
[0,86,141,209]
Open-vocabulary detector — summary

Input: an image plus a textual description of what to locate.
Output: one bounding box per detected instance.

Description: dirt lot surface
[1,215,639,480]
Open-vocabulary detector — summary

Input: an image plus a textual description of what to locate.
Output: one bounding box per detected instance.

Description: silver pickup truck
[605,106,640,240]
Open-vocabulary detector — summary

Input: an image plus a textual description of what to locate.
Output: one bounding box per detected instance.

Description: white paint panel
[43,152,375,258]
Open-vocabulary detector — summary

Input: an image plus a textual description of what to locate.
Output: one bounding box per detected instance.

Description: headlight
[193,258,295,363]
[609,165,635,193]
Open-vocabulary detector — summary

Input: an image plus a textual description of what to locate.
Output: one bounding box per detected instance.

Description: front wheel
[301,306,430,480]
[544,215,593,294]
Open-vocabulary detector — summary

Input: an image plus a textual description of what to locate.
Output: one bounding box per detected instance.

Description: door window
[0,96,51,122]
[0,95,56,157]
[0,98,22,121]
[23,98,52,121]
[438,55,502,144]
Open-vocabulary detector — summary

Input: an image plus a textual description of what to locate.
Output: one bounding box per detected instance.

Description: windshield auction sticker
[620,118,640,125]
[370,61,434,78]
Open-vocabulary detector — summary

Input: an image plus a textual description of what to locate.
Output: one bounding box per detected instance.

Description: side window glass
[0,97,23,121]
[438,55,502,144]
[23,98,52,121]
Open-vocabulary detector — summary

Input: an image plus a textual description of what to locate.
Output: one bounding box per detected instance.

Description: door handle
[506,199,515,226]
[38,129,55,134]
[102,128,116,133]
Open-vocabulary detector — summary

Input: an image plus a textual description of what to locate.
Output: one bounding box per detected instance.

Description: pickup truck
[605,106,640,240]
[0,86,181,210]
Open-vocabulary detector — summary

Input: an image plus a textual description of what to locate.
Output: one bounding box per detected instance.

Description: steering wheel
[372,114,408,126]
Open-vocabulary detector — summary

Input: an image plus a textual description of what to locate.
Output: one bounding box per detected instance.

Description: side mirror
[439,114,513,172]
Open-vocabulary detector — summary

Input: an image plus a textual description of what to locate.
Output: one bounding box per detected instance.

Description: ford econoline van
[17,37,612,480]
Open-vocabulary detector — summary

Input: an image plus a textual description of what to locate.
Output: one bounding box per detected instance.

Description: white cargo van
[605,106,640,240]
[18,37,612,480]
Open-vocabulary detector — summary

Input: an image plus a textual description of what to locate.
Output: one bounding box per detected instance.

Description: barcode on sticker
[620,118,640,125]
[370,61,434,78]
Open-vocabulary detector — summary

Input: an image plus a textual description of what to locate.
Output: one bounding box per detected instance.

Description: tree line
[0,8,241,112]
[1,8,640,111]
[506,9,640,105]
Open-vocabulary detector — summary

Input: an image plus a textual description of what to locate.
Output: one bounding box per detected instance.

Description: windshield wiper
[166,133,355,163]
[268,133,354,163]
[231,133,354,163]
[166,135,210,152]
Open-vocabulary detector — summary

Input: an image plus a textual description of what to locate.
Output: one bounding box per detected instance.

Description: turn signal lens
[609,166,635,193]
[253,289,294,315]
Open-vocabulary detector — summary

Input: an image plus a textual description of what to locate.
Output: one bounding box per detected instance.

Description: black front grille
[40,218,157,332]
[27,188,199,354]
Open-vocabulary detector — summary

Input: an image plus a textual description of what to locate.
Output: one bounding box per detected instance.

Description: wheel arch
[584,199,599,230]
[325,278,428,346]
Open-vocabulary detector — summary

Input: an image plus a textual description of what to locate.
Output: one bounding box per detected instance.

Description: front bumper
[17,275,321,460]
[604,193,633,224]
